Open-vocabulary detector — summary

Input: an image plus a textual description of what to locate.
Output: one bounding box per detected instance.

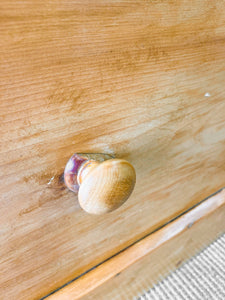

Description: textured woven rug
[138,233,225,300]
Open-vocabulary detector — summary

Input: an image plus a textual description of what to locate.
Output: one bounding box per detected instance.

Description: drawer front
[1,1,225,299]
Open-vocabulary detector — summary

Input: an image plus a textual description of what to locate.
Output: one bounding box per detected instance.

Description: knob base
[64,153,114,192]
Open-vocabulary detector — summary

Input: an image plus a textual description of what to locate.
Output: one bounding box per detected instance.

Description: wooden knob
[64,153,136,215]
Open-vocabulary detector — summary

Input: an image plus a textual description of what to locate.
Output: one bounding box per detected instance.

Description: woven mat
[139,234,225,300]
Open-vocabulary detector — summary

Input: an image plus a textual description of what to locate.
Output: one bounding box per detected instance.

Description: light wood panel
[47,189,225,300]
[0,1,225,299]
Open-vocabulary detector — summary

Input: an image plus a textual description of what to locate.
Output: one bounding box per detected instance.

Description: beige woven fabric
[139,234,225,300]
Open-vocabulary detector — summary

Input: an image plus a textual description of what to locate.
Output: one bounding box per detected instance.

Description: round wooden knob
[64,153,136,215]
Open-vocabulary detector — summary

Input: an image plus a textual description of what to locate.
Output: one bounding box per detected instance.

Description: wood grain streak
[0,1,225,299]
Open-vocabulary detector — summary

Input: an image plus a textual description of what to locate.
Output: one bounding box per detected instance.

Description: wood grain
[47,189,225,300]
[78,159,136,214]
[0,1,225,299]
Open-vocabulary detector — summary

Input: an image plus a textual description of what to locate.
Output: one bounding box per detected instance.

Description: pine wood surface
[0,1,225,299]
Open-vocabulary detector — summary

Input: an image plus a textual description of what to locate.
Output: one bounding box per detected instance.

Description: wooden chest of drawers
[1,1,225,299]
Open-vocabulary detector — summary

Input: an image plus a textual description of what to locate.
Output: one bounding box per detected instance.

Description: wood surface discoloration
[0,1,225,299]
